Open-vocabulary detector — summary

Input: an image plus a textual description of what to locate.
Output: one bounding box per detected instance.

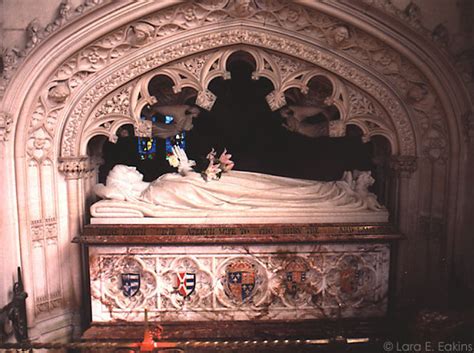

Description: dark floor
[81,306,474,353]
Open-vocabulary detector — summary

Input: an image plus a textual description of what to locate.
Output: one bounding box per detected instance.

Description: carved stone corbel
[134,119,152,138]
[265,90,286,111]
[0,112,13,142]
[58,156,89,179]
[196,89,217,111]
[389,155,417,178]
[328,120,346,137]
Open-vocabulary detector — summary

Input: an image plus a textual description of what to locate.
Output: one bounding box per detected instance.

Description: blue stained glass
[138,137,157,156]
[137,115,159,160]
[137,113,186,161]
[165,115,186,160]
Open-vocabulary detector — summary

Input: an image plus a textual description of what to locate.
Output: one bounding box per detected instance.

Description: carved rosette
[58,156,89,179]
[196,89,217,111]
[0,112,13,141]
[328,120,346,137]
[389,155,417,178]
[134,120,152,138]
[265,90,286,111]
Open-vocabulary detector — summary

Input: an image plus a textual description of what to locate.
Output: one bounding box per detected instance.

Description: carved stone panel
[89,243,390,322]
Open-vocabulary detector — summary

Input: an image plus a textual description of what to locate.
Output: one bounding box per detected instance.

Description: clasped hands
[172,145,196,176]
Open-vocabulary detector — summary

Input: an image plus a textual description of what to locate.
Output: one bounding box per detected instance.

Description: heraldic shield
[225,260,256,303]
[121,273,140,297]
[285,259,308,295]
[175,272,196,298]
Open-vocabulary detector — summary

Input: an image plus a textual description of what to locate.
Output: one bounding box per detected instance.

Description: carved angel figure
[149,105,201,139]
[280,105,333,138]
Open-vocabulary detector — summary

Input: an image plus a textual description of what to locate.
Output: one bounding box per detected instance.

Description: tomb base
[76,223,401,343]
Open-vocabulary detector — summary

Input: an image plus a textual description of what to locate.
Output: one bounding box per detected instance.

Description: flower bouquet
[201,148,234,181]
[168,146,234,182]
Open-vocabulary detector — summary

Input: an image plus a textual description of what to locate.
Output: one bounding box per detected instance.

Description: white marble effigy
[90,200,388,224]
[90,165,389,224]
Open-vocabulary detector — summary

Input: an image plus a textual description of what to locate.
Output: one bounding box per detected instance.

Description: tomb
[77,150,401,342]
[2,0,472,348]
[76,46,403,344]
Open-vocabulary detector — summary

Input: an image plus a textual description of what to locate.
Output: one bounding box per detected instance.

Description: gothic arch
[81,46,400,156]
[1,0,471,340]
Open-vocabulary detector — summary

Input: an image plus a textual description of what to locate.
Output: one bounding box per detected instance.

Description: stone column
[455,112,474,291]
[389,155,418,308]
[0,112,21,318]
[58,156,89,337]
[390,156,417,226]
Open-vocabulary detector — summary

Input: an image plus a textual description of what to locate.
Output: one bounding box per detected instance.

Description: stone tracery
[82,45,400,155]
[61,28,417,157]
[15,0,446,159]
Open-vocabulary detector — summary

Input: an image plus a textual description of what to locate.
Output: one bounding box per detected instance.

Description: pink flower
[203,160,222,181]
[219,148,234,172]
[206,148,217,163]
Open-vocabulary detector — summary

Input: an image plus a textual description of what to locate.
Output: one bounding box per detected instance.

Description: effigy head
[107,165,144,188]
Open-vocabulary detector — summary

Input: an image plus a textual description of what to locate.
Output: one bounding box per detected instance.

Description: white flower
[168,154,179,168]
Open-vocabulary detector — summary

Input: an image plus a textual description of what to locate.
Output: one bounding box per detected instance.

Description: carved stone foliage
[16,0,453,162]
[89,244,390,322]
[58,157,90,179]
[389,155,417,178]
[61,29,415,156]
[0,112,13,142]
[0,0,105,98]
[359,0,427,35]
[346,85,396,149]
[360,0,458,52]
[84,85,135,143]
[90,45,398,153]
[95,86,131,118]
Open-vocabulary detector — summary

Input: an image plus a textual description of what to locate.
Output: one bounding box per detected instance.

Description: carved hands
[172,145,196,176]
